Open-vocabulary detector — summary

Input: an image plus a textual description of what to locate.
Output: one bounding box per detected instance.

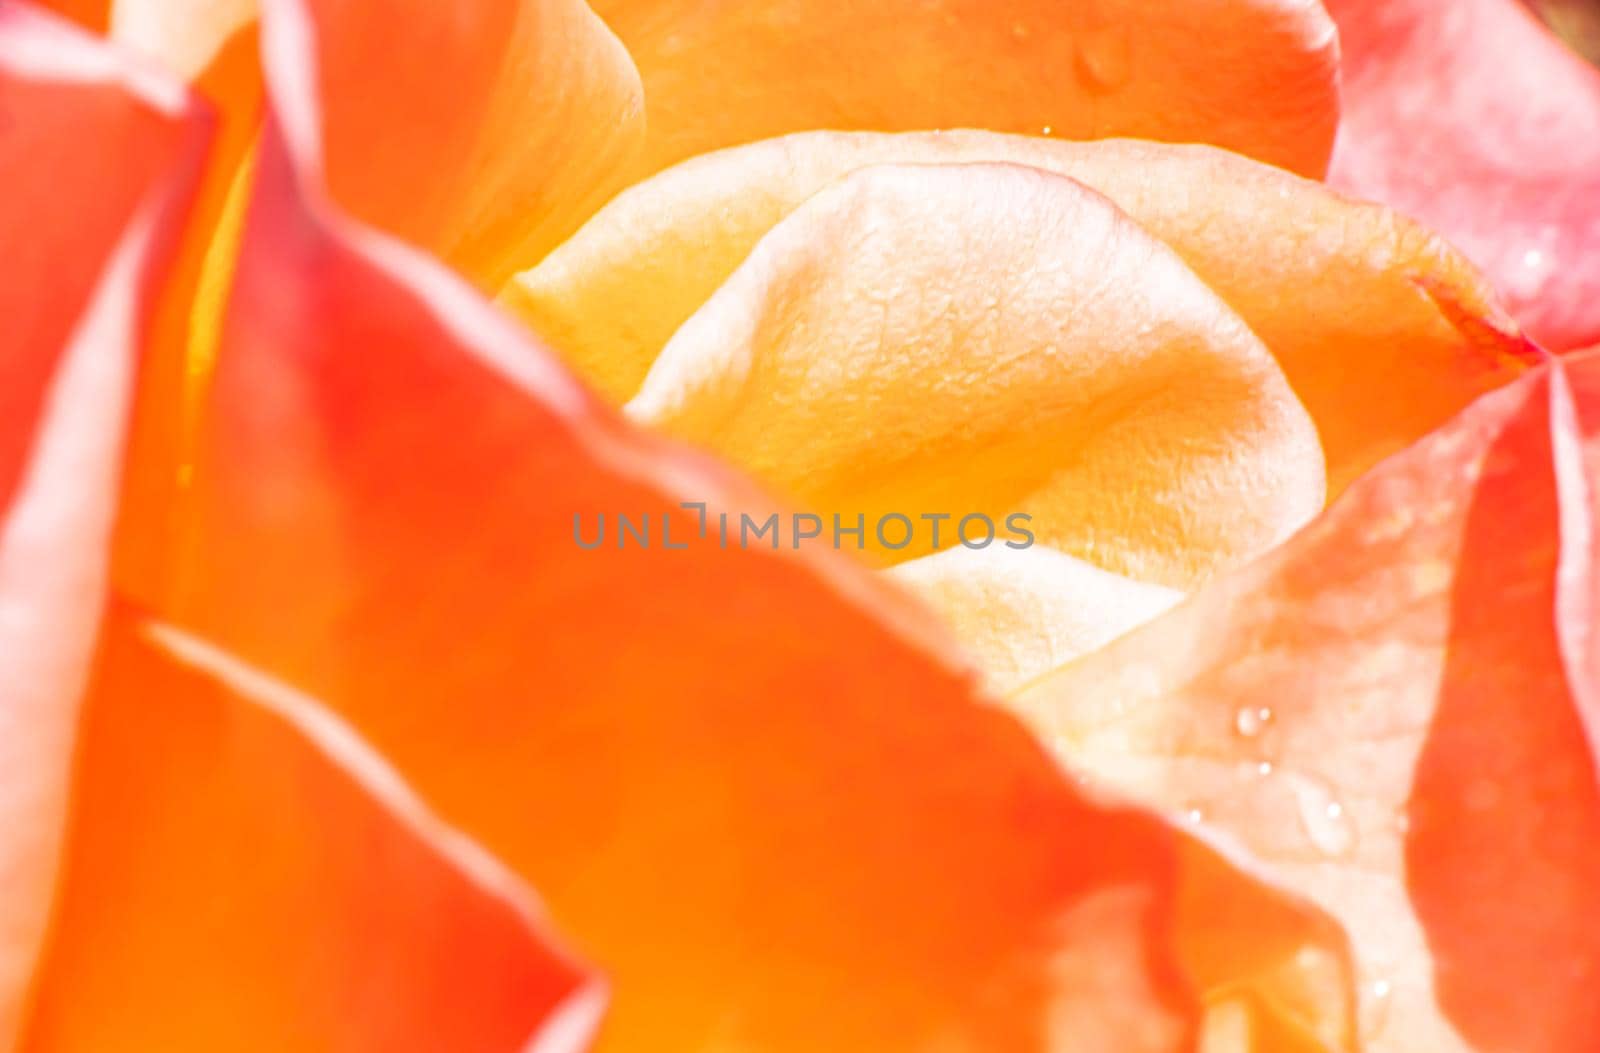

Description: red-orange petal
[1015,356,1600,1052]
[20,609,599,1053]
[0,5,208,1039]
[1325,0,1600,350]
[590,0,1340,178]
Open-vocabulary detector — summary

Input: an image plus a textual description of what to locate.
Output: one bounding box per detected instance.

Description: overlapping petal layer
[1325,0,1600,350]
[0,6,207,1040]
[627,161,1325,586]
[588,0,1340,178]
[1013,355,1600,1053]
[283,0,643,286]
[117,2,1366,1044]
[175,120,1194,1053]
[888,547,1181,695]
[501,131,1531,494]
[19,610,599,1053]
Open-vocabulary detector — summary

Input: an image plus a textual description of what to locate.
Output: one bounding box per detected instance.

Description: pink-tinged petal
[1326,0,1600,350]
[0,5,208,1042]
[589,0,1341,178]
[1556,349,1600,750]
[1015,356,1600,1052]
[20,610,600,1053]
[122,2,1360,1045]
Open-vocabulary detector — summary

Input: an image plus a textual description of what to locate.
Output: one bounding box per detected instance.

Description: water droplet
[1288,774,1356,857]
[1234,706,1272,737]
[1011,20,1031,41]
[1361,979,1394,1040]
[1185,808,1205,825]
[1040,125,1054,136]
[1508,244,1555,300]
[1075,25,1132,93]
[177,463,195,488]
[1257,760,1274,777]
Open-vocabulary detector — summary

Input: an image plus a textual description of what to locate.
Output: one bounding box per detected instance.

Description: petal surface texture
[588,0,1340,178]
[625,161,1325,587]
[1325,0,1600,350]
[0,6,206,1042]
[501,132,1529,495]
[1014,355,1600,1053]
[134,0,1361,1045]
[20,613,599,1053]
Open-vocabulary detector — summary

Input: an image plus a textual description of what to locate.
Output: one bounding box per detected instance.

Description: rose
[4,3,1598,1053]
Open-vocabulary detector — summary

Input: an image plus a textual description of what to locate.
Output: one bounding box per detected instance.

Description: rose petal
[0,6,207,1042]
[1325,0,1600,350]
[18,610,600,1053]
[1012,356,1600,1052]
[109,0,257,81]
[280,0,642,287]
[177,121,1194,1053]
[588,0,1340,178]
[501,131,1532,493]
[26,0,107,33]
[133,7,1363,1042]
[625,162,1325,587]
[887,546,1181,696]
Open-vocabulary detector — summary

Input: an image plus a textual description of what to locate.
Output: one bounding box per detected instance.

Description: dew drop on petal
[1233,705,1272,737]
[1362,978,1395,1041]
[1287,773,1356,858]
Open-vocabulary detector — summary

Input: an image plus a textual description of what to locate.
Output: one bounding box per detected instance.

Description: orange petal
[0,6,208,1040]
[19,610,599,1053]
[281,0,642,286]
[887,546,1181,695]
[1013,356,1600,1052]
[590,0,1339,178]
[176,123,1189,1053]
[25,0,107,34]
[501,131,1531,493]
[625,162,1325,586]
[99,0,267,618]
[141,14,1362,1040]
[1325,0,1600,351]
